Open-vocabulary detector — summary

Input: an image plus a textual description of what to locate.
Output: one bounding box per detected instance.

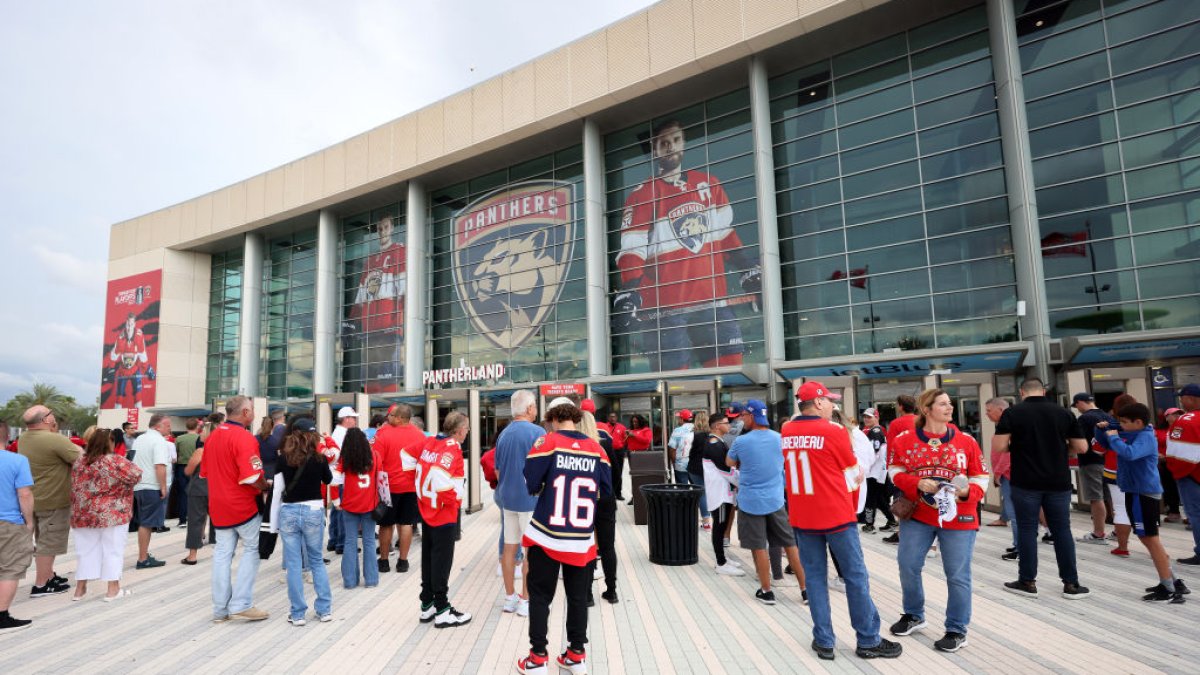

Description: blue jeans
[1176,476,1200,557]
[328,506,344,550]
[211,514,262,619]
[341,510,379,588]
[795,526,882,649]
[673,469,710,519]
[999,476,1017,548]
[279,504,332,620]
[897,520,977,634]
[1011,485,1078,585]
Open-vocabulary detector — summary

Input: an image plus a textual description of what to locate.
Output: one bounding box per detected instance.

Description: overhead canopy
[775,342,1030,381]
[1063,329,1200,365]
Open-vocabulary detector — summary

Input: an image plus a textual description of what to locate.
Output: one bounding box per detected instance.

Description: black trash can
[641,483,704,566]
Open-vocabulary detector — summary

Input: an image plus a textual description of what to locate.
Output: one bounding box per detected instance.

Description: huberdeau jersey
[888,428,988,530]
[353,242,406,334]
[522,430,613,566]
[616,170,740,310]
[415,435,465,527]
[1166,411,1200,483]
[780,416,861,534]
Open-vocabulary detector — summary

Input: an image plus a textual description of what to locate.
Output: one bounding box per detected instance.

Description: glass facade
[770,6,1019,360]
[261,229,316,400]
[205,248,242,401]
[1018,0,1200,335]
[604,89,764,374]
[338,203,406,393]
[428,146,587,386]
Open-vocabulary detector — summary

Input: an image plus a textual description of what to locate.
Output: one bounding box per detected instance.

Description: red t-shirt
[201,422,263,527]
[886,414,916,465]
[393,424,426,493]
[338,448,381,514]
[627,426,653,451]
[781,416,860,533]
[416,436,464,527]
[609,423,628,449]
[1166,411,1200,483]
[374,424,404,493]
[889,428,988,531]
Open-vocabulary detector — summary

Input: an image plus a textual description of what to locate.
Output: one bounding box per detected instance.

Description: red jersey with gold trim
[888,428,988,530]
[616,171,740,310]
[1166,411,1200,483]
[415,435,464,527]
[352,242,406,334]
[780,416,861,534]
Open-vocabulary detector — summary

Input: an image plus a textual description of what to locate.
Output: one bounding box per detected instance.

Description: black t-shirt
[995,396,1084,491]
[698,433,731,473]
[1076,408,1116,466]
[688,431,710,475]
[274,452,333,503]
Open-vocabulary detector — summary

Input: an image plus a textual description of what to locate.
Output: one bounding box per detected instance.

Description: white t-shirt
[132,429,174,492]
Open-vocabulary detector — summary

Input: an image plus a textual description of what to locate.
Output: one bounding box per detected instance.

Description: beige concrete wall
[106,0,883,260]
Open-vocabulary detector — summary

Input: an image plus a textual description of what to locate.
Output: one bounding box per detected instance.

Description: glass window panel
[913,58,993,103]
[1030,113,1118,158]
[1132,226,1200,264]
[1128,190,1200,232]
[921,140,1003,180]
[772,105,837,141]
[776,154,840,190]
[842,161,920,200]
[937,315,1021,347]
[788,333,854,360]
[844,187,923,225]
[1016,0,1102,44]
[838,84,913,126]
[776,179,842,214]
[1126,158,1200,200]
[916,85,996,129]
[909,6,987,51]
[1110,21,1200,76]
[847,214,925,252]
[1112,53,1200,106]
[782,230,845,260]
[1039,205,1130,240]
[840,135,918,174]
[928,226,1013,262]
[1041,236,1135,277]
[839,110,914,150]
[1045,270,1140,308]
[1107,0,1200,45]
[1032,143,1123,187]
[1140,297,1200,329]
[925,196,1010,236]
[931,256,1016,291]
[854,296,933,329]
[781,255,847,288]
[1024,52,1110,101]
[851,267,931,301]
[785,307,851,336]
[1019,22,1105,72]
[833,34,908,77]
[773,131,839,166]
[706,132,753,163]
[1036,174,1126,215]
[789,280,850,310]
[848,241,928,275]
[778,205,843,238]
[934,286,1015,321]
[924,169,1005,209]
[920,113,1000,154]
[1121,124,1200,170]
[769,81,834,121]
[857,324,936,352]
[911,31,990,78]
[1118,90,1200,137]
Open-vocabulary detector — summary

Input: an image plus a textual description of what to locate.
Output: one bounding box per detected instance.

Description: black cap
[292,418,318,433]
[1072,392,1094,404]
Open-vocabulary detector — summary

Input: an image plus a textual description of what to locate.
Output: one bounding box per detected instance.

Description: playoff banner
[100,270,161,409]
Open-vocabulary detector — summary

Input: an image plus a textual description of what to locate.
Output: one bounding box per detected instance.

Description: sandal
[103,589,133,602]
[181,558,198,566]
[72,592,86,602]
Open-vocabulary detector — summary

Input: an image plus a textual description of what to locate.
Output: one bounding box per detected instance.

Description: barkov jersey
[352,242,406,334]
[616,170,740,310]
[780,416,862,534]
[1166,411,1200,483]
[110,327,147,375]
[415,435,465,527]
[888,428,988,530]
[522,430,613,566]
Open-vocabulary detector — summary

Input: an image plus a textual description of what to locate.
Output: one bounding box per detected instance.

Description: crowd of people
[0,379,1197,670]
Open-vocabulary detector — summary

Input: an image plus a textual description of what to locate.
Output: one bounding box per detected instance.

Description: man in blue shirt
[495,390,543,616]
[0,447,35,633]
[727,400,806,606]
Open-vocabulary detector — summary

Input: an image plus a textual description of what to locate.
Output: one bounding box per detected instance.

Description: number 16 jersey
[780,415,861,534]
[522,430,613,566]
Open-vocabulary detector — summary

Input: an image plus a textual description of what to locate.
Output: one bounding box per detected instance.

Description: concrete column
[404,181,429,392]
[987,0,1052,382]
[313,209,339,394]
[237,232,263,396]
[583,118,612,377]
[748,56,786,364]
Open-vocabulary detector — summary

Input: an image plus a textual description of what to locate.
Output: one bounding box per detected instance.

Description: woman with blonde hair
[579,411,619,604]
[70,430,142,601]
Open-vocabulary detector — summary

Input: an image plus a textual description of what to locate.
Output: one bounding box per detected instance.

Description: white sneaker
[287,616,306,627]
[318,613,333,622]
[434,606,472,628]
[502,593,520,613]
[715,563,745,577]
[729,558,743,567]
[830,577,846,593]
[419,603,437,623]
[517,598,529,617]
[773,575,798,588]
[927,547,939,559]
[1077,532,1109,545]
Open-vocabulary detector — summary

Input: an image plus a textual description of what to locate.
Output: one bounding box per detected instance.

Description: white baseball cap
[337,406,359,419]
[547,397,577,409]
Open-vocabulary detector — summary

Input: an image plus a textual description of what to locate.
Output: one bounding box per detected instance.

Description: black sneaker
[1005,546,1016,553]
[327,543,337,552]
[784,564,793,575]
[755,588,776,605]
[857,637,902,659]
[601,589,619,604]
[811,640,835,660]
[1144,580,1191,595]
[1062,582,1090,599]
[30,582,68,598]
[861,524,876,534]
[587,594,595,607]
[889,613,926,636]
[879,523,897,533]
[1004,580,1038,598]
[0,613,32,634]
[1143,584,1175,602]
[1001,551,1019,561]
[378,559,390,574]
[882,533,899,545]
[934,632,968,652]
[396,559,410,573]
[51,573,68,586]
[802,589,808,605]
[1041,532,1054,544]
[136,556,166,569]
[1177,555,1200,566]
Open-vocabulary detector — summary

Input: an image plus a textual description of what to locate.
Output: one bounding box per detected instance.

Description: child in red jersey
[415,412,470,628]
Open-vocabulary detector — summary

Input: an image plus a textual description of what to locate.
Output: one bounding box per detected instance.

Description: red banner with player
[100,270,161,409]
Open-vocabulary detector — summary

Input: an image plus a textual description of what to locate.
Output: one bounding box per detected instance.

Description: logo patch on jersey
[452,180,576,351]
[667,203,708,254]
[440,455,453,469]
[1171,428,1183,439]
[250,456,263,471]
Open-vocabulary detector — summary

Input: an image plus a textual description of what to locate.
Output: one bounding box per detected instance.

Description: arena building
[102,0,1200,458]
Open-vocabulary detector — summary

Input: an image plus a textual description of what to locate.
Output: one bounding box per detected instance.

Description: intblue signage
[779,351,1026,381]
[1072,338,1200,365]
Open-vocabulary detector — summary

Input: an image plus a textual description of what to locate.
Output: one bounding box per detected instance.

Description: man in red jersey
[375,403,425,574]
[607,412,628,500]
[349,214,405,393]
[881,394,918,544]
[783,382,901,662]
[109,312,149,408]
[201,396,269,623]
[612,119,761,371]
[1167,383,1200,566]
[415,411,470,628]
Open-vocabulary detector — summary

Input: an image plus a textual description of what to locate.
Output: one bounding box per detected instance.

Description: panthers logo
[453,181,575,351]
[671,210,709,254]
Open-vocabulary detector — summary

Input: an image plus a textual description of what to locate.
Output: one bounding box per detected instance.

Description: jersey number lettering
[414,465,439,508]
[357,473,371,489]
[547,475,597,528]
[786,451,814,496]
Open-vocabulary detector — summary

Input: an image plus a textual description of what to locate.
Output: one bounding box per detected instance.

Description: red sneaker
[516,651,548,674]
[556,648,587,674]
[1110,548,1130,557]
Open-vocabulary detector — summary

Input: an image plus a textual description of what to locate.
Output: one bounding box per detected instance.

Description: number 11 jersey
[780,415,861,534]
[522,430,613,566]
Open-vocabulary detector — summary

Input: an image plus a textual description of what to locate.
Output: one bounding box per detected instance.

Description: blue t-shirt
[494,420,544,512]
[728,429,784,516]
[0,451,35,525]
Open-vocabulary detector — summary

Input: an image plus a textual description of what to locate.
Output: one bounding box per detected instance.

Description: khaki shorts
[502,509,534,545]
[33,507,70,556]
[1078,463,1105,502]
[738,506,794,550]
[0,520,35,580]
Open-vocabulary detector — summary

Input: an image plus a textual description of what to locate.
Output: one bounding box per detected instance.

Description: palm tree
[1,383,78,426]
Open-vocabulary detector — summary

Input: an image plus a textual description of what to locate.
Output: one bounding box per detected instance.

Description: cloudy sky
[0,0,654,407]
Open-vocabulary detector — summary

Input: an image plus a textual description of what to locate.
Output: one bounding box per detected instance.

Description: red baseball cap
[796,381,842,403]
[1164,407,1184,418]
[677,409,693,421]
[581,399,596,413]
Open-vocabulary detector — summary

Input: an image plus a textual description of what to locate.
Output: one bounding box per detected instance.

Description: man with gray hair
[985,398,1019,558]
[131,413,174,568]
[202,395,270,622]
[494,389,541,616]
[17,405,79,597]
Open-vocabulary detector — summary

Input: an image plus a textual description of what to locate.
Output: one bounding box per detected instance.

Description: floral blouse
[71,454,143,529]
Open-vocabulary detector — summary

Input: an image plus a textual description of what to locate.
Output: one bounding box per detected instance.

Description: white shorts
[1108,483,1129,526]
[502,510,534,546]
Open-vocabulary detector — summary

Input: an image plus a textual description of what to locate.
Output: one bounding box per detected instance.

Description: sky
[0,0,656,407]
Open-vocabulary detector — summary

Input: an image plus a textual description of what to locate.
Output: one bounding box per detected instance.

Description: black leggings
[711,503,732,566]
[590,497,617,593]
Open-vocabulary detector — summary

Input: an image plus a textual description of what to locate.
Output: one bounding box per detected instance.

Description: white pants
[1108,483,1129,526]
[73,525,127,581]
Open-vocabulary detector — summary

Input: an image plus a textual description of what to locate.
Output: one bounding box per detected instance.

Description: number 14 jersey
[780,416,861,534]
[522,430,613,566]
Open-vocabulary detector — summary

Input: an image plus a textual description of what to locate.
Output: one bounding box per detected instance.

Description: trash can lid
[639,483,704,495]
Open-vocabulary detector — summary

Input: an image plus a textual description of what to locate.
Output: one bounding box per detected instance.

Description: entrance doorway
[424,388,484,513]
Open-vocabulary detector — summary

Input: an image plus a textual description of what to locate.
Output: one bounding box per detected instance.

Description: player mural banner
[452,180,576,351]
[345,212,406,394]
[100,270,161,409]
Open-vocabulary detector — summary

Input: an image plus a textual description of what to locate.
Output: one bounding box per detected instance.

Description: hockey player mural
[100,270,160,409]
[344,212,406,393]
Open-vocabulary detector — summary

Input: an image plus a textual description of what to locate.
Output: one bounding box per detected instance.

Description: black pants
[528,545,590,655]
[420,522,457,610]
[590,498,617,593]
[1160,460,1181,514]
[863,477,895,526]
[611,450,627,499]
[711,503,731,566]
